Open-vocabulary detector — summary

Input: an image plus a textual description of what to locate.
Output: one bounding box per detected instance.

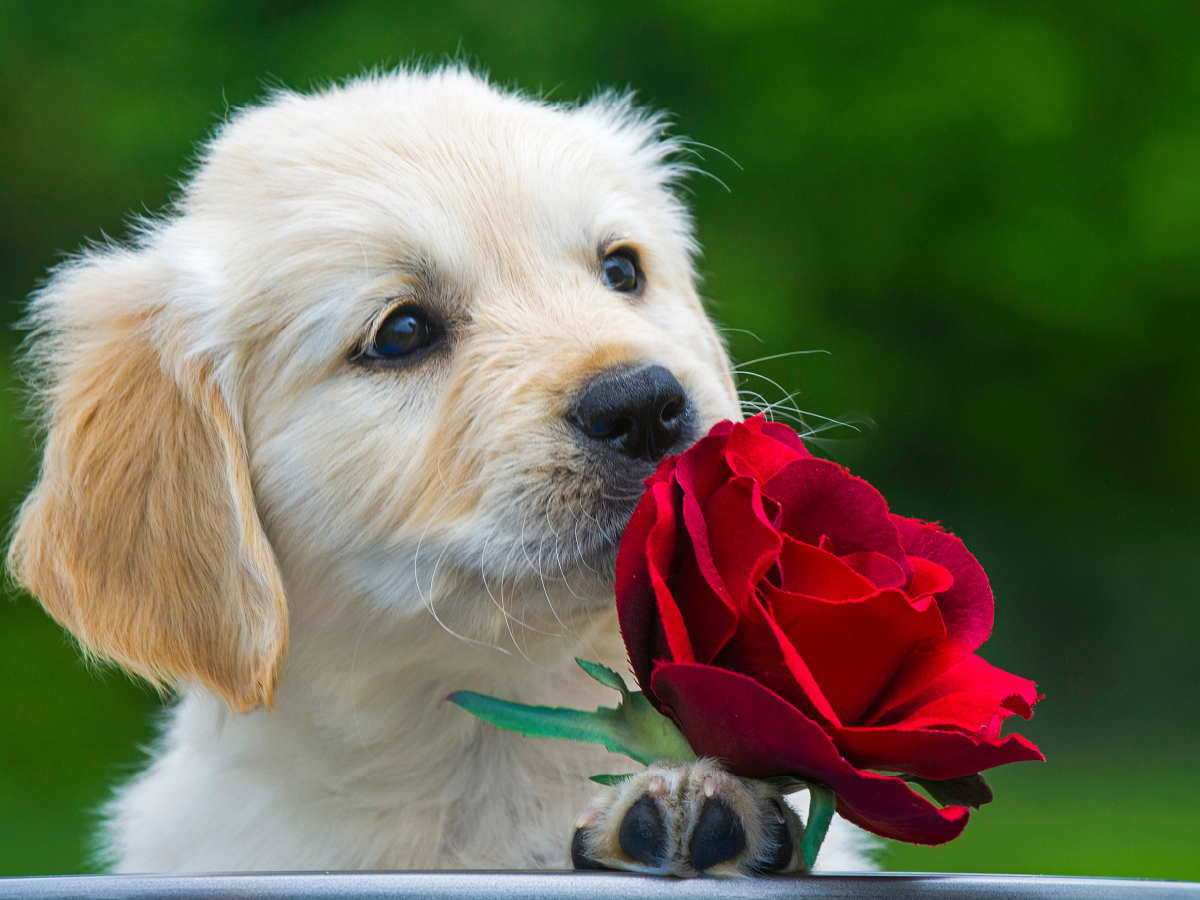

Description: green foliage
[446,660,696,767]
[1,0,1197,878]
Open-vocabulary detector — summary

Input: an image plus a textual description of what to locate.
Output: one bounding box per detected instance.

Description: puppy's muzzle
[569,365,694,463]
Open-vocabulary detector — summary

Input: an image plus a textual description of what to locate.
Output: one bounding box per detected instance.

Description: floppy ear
[6,249,288,713]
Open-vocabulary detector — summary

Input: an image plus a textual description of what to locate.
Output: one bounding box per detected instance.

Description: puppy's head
[7,68,739,712]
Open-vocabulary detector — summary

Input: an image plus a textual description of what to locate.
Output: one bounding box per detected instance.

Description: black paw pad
[571,827,613,870]
[751,800,795,874]
[688,797,746,872]
[619,795,668,866]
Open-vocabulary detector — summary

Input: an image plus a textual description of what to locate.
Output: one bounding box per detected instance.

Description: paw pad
[687,796,746,871]
[618,795,668,866]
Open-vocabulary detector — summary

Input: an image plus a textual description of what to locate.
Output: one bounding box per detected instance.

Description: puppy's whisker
[477,520,552,643]
[596,488,644,503]
[549,510,586,609]
[492,522,540,664]
[677,138,744,171]
[489,546,541,659]
[520,502,561,626]
[734,365,864,440]
[541,492,586,611]
[568,499,599,577]
[716,326,765,344]
[735,375,870,445]
[478,526,535,641]
[412,488,511,655]
[730,348,831,371]
[735,371,808,418]
[516,504,568,638]
[737,388,773,419]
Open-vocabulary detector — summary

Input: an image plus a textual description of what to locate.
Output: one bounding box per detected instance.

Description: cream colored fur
[8,67,873,872]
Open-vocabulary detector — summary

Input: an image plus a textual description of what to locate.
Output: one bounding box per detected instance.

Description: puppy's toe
[750,800,798,875]
[571,760,805,876]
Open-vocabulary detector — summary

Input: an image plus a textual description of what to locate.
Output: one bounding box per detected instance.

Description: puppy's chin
[499,487,642,593]
[546,458,657,577]
[430,469,648,632]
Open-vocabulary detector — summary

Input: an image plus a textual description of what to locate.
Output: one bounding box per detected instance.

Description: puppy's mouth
[515,436,699,589]
[565,461,657,571]
[456,365,702,609]
[534,363,701,581]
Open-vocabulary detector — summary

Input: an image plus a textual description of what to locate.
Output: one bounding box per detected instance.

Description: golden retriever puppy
[7,66,872,874]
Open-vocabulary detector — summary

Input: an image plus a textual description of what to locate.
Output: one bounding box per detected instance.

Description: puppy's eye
[362,306,437,362]
[601,249,641,293]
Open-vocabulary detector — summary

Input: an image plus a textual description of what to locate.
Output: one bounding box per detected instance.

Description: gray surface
[0,872,1196,900]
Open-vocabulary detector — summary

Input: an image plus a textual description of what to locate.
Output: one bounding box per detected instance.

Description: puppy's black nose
[570,365,691,463]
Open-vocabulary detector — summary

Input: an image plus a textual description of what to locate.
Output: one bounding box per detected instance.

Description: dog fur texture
[7,67,873,873]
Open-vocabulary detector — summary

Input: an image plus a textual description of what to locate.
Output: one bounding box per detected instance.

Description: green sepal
[800,783,836,870]
[575,659,629,698]
[588,773,633,786]
[445,660,696,767]
[902,772,993,809]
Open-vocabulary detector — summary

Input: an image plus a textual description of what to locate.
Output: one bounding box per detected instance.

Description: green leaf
[588,773,633,786]
[575,658,630,699]
[445,676,696,767]
[902,772,993,809]
[801,783,836,870]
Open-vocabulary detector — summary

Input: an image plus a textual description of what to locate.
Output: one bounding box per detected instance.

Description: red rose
[615,416,1043,844]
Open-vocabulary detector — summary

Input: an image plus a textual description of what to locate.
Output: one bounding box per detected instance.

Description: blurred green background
[2,0,1198,880]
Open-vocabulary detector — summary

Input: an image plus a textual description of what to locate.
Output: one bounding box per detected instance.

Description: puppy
[8,67,872,874]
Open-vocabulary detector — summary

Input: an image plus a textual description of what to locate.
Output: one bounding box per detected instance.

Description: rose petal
[675,429,737,513]
[713,597,842,726]
[723,417,808,483]
[675,447,738,608]
[645,481,695,666]
[866,518,996,716]
[644,453,679,490]
[830,726,1045,781]
[762,419,814,458]
[616,478,689,701]
[871,654,1040,734]
[666,528,740,665]
[765,584,947,725]
[841,551,909,591]
[651,663,971,845]
[895,517,993,651]
[877,691,1021,737]
[777,537,877,600]
[702,476,783,609]
[764,458,911,578]
[907,555,954,598]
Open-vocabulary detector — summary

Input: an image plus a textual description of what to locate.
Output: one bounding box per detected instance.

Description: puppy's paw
[570,760,804,876]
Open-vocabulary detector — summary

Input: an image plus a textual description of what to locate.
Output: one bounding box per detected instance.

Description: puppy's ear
[7,249,288,713]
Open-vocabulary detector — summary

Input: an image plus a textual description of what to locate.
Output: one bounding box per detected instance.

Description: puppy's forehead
[188,72,685,289]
